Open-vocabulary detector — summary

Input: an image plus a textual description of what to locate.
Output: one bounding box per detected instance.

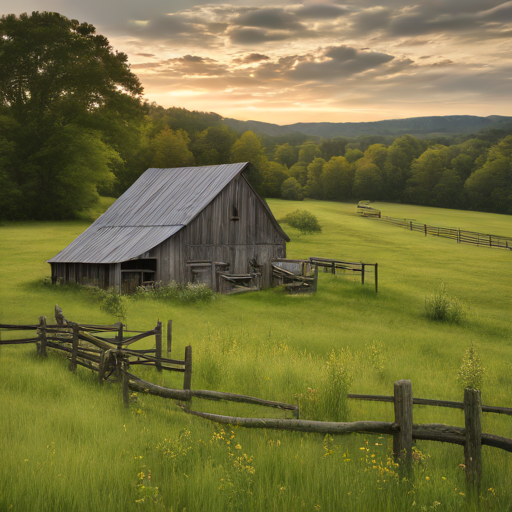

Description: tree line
[0,12,511,221]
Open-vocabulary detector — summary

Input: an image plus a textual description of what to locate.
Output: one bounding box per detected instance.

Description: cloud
[295,4,349,19]
[165,55,229,76]
[233,8,305,30]
[232,53,271,65]
[228,27,294,44]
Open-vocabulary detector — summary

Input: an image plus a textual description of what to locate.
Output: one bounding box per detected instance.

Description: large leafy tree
[0,12,144,220]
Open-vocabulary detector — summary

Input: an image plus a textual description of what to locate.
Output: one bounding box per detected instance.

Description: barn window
[231,204,239,221]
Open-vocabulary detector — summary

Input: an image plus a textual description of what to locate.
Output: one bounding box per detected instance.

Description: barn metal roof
[49,162,286,264]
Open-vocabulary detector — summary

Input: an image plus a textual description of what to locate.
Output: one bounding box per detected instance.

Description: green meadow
[0,199,511,511]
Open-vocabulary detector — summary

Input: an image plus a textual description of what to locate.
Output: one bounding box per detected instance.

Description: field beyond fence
[357,202,512,250]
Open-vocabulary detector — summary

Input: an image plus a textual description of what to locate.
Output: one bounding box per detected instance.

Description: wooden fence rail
[357,203,511,250]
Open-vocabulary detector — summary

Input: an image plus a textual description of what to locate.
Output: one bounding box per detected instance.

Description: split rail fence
[357,202,512,250]
[2,311,512,498]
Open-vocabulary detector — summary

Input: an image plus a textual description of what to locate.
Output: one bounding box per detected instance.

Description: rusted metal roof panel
[49,226,182,263]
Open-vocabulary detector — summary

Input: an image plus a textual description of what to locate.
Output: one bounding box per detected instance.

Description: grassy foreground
[0,199,511,512]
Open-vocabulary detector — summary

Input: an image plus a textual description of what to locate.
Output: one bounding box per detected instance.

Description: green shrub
[424,283,466,323]
[133,281,214,303]
[458,343,485,390]
[282,209,322,235]
[100,289,126,320]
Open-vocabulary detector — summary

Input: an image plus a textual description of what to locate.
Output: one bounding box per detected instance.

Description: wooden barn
[48,163,289,293]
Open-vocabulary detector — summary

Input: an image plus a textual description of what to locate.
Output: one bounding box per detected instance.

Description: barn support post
[167,320,173,355]
[155,321,162,372]
[393,380,413,473]
[38,316,47,357]
[69,323,79,372]
[464,388,482,496]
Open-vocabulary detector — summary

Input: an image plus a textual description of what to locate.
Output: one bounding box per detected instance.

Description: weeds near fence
[458,344,485,391]
[133,281,215,304]
[425,284,467,324]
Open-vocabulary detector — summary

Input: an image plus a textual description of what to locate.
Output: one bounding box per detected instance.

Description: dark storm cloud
[295,4,349,19]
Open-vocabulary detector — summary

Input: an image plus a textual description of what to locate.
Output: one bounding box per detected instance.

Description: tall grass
[0,200,511,511]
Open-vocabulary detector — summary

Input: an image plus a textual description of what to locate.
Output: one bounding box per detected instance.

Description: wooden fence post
[464,388,482,495]
[122,362,130,408]
[183,345,192,390]
[424,224,427,236]
[98,350,106,385]
[331,261,336,275]
[69,323,79,372]
[38,316,47,357]
[116,322,123,349]
[313,264,318,292]
[155,321,162,372]
[374,264,378,294]
[167,320,173,355]
[393,380,413,471]
[361,264,365,285]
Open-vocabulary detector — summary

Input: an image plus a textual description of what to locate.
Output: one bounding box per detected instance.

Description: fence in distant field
[2,309,512,499]
[357,202,512,250]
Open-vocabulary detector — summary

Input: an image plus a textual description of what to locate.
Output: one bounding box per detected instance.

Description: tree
[383,135,423,201]
[274,143,297,168]
[262,161,289,197]
[464,136,512,213]
[405,145,452,205]
[298,144,322,165]
[352,161,383,200]
[0,12,142,121]
[190,125,237,165]
[321,156,352,200]
[288,162,308,186]
[0,12,145,219]
[344,148,364,164]
[150,128,194,168]
[305,157,326,199]
[281,177,304,200]
[230,131,266,194]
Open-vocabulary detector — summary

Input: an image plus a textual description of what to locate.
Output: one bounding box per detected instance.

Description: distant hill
[223,115,512,139]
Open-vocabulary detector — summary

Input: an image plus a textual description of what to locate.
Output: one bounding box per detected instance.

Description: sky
[3,0,512,124]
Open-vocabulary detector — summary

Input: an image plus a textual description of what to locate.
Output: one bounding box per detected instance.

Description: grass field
[0,199,511,511]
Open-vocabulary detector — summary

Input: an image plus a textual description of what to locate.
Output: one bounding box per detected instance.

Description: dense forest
[1,12,511,221]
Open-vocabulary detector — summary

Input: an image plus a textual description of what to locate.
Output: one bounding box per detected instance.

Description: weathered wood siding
[51,263,110,288]
[153,175,286,288]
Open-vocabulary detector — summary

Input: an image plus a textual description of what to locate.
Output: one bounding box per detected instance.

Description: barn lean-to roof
[49,162,288,264]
